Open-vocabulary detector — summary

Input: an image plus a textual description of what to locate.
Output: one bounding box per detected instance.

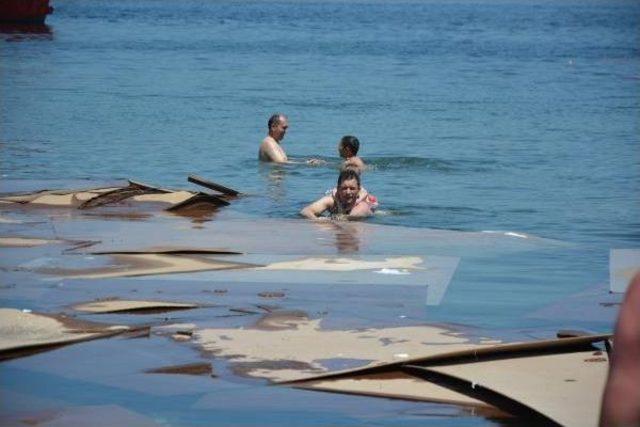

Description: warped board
[188,174,240,196]
[90,246,242,255]
[0,308,130,361]
[152,254,459,306]
[193,318,490,383]
[0,237,58,247]
[72,299,199,314]
[417,349,609,427]
[300,370,495,409]
[0,187,120,204]
[42,253,261,279]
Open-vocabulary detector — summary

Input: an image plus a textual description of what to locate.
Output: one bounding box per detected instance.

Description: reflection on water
[312,220,362,254]
[334,222,361,253]
[167,204,221,226]
[260,163,288,203]
[0,23,52,40]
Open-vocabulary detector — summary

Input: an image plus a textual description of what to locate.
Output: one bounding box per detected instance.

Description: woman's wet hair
[337,168,361,188]
[339,135,360,155]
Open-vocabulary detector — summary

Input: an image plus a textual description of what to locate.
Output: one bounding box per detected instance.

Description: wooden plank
[410,349,609,427]
[79,181,170,209]
[188,175,240,196]
[165,193,230,211]
[279,333,612,386]
[90,247,242,255]
[127,180,171,192]
[297,370,497,409]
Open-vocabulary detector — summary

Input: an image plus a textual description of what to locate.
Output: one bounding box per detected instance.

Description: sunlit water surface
[1,0,639,425]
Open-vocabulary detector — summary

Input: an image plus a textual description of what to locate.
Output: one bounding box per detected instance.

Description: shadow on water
[0,23,53,40]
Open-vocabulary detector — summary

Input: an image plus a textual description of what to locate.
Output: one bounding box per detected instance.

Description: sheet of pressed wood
[259,256,424,271]
[73,299,198,313]
[193,318,489,382]
[29,190,123,206]
[0,308,127,353]
[303,371,492,407]
[131,191,195,205]
[50,254,256,279]
[0,187,119,204]
[426,350,609,427]
[0,237,58,247]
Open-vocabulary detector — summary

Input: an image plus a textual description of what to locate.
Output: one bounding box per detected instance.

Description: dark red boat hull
[0,0,53,24]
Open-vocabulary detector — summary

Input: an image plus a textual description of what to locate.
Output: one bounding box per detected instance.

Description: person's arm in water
[300,195,334,219]
[347,190,377,218]
[600,273,640,427]
[348,201,374,218]
[306,158,326,165]
[259,138,288,163]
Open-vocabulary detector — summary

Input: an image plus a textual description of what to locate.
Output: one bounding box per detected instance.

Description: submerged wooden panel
[72,299,199,314]
[423,350,609,427]
[0,187,120,204]
[301,371,494,408]
[188,174,240,196]
[0,237,57,247]
[194,316,487,383]
[0,308,129,361]
[282,333,611,385]
[165,193,230,211]
[132,191,197,205]
[90,246,242,255]
[260,256,424,271]
[45,253,262,279]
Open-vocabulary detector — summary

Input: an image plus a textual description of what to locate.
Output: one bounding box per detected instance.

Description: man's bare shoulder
[259,137,286,162]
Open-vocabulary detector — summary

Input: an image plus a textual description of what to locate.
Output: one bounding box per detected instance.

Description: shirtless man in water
[300,169,377,220]
[338,135,366,174]
[259,113,289,163]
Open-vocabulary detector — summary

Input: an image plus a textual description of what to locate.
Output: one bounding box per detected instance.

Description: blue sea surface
[1,0,639,425]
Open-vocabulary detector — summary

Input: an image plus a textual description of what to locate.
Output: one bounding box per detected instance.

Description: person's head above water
[299,167,376,219]
[337,168,361,187]
[268,113,288,142]
[338,135,360,159]
[336,168,361,207]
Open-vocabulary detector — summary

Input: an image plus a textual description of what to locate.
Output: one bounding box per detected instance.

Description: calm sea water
[1,0,639,424]
[2,0,639,336]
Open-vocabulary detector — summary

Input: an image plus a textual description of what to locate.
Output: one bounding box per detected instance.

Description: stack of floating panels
[0,177,237,214]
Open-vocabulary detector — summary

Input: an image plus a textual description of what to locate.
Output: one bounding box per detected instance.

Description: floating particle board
[72,299,199,314]
[173,254,459,306]
[193,316,488,383]
[188,174,240,196]
[90,246,242,255]
[416,349,609,427]
[45,254,261,279]
[300,370,494,408]
[282,333,611,385]
[0,308,129,361]
[0,237,58,247]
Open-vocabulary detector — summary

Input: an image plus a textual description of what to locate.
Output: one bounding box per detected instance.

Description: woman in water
[300,169,378,220]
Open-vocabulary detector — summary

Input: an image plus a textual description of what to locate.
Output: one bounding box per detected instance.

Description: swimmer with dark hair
[338,135,366,173]
[300,169,378,220]
[259,113,289,163]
